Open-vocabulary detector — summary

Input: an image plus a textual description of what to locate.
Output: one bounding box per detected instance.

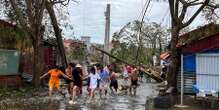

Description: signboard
[0,49,19,75]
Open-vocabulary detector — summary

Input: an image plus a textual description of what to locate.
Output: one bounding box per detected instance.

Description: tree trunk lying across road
[92,45,163,82]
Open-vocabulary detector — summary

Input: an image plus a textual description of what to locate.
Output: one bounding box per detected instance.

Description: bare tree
[5,0,75,86]
[202,1,219,22]
[8,0,46,86]
[167,0,218,88]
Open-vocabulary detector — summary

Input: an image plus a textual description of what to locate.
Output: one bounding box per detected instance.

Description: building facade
[177,23,219,94]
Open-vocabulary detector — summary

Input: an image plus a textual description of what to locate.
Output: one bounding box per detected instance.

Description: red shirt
[110,72,116,80]
[126,66,133,74]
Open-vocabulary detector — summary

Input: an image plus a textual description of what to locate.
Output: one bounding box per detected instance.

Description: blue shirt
[99,70,109,82]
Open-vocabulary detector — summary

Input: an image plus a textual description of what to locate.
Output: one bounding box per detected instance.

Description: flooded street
[0,80,157,110]
[1,80,219,110]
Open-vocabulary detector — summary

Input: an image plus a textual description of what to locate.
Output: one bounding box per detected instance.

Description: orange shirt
[48,69,63,83]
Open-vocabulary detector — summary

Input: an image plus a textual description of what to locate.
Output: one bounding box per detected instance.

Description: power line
[137,0,149,21]
[135,0,152,65]
[140,0,151,24]
[145,2,154,22]
[137,0,151,38]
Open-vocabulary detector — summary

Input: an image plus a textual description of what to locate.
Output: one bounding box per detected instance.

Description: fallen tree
[92,45,164,82]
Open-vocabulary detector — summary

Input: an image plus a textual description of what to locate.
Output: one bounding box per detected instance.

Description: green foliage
[111,21,170,66]
[67,44,87,62]
[0,26,29,49]
[0,0,31,50]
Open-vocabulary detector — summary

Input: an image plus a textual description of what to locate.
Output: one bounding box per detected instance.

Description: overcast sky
[65,0,208,44]
[0,0,207,44]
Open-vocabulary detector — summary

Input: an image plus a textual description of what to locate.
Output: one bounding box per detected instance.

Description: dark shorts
[131,79,138,86]
[97,79,100,88]
[65,79,73,84]
[140,73,144,77]
[73,80,82,87]
[110,79,118,89]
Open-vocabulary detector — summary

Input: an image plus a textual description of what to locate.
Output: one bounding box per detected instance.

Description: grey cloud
[65,0,205,43]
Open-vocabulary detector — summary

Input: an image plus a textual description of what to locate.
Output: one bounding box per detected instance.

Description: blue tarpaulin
[183,54,196,73]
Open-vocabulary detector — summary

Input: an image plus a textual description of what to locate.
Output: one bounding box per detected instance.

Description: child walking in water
[88,66,100,103]
[40,66,72,96]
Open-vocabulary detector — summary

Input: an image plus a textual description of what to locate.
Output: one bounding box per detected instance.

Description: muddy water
[0,80,158,110]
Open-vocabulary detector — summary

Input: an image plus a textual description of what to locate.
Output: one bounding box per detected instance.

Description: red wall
[22,47,56,75]
[182,33,219,54]
[44,47,56,68]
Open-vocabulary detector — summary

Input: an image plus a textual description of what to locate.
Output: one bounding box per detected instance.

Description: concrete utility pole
[103,4,110,66]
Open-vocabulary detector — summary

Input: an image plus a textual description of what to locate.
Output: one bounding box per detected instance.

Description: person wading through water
[65,63,75,99]
[129,68,139,96]
[110,70,118,95]
[139,67,144,83]
[40,66,72,96]
[69,64,83,104]
[78,65,84,95]
[97,64,110,99]
[120,65,130,93]
[88,66,100,103]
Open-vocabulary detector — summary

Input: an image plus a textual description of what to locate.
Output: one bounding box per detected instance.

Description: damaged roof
[178,23,219,46]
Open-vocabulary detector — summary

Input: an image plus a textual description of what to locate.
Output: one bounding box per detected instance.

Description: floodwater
[0,80,158,110]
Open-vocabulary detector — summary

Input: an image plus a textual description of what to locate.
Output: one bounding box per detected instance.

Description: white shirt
[123,70,128,78]
[89,73,100,89]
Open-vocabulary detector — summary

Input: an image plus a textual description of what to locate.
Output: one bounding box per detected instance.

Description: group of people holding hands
[40,63,143,104]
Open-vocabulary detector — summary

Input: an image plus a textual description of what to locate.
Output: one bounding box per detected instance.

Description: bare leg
[110,86,114,94]
[133,86,137,96]
[72,86,78,102]
[114,80,118,93]
[89,89,95,102]
[92,89,95,99]
[56,86,60,96]
[129,86,132,95]
[49,86,53,97]
[99,88,102,99]
[114,86,118,92]
[69,83,74,99]
[87,87,91,96]
[104,87,108,96]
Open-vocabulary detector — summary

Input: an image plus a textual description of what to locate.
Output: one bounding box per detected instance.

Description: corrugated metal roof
[160,52,170,60]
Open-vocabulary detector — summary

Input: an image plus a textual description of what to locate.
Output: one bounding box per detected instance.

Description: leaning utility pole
[103,3,110,66]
